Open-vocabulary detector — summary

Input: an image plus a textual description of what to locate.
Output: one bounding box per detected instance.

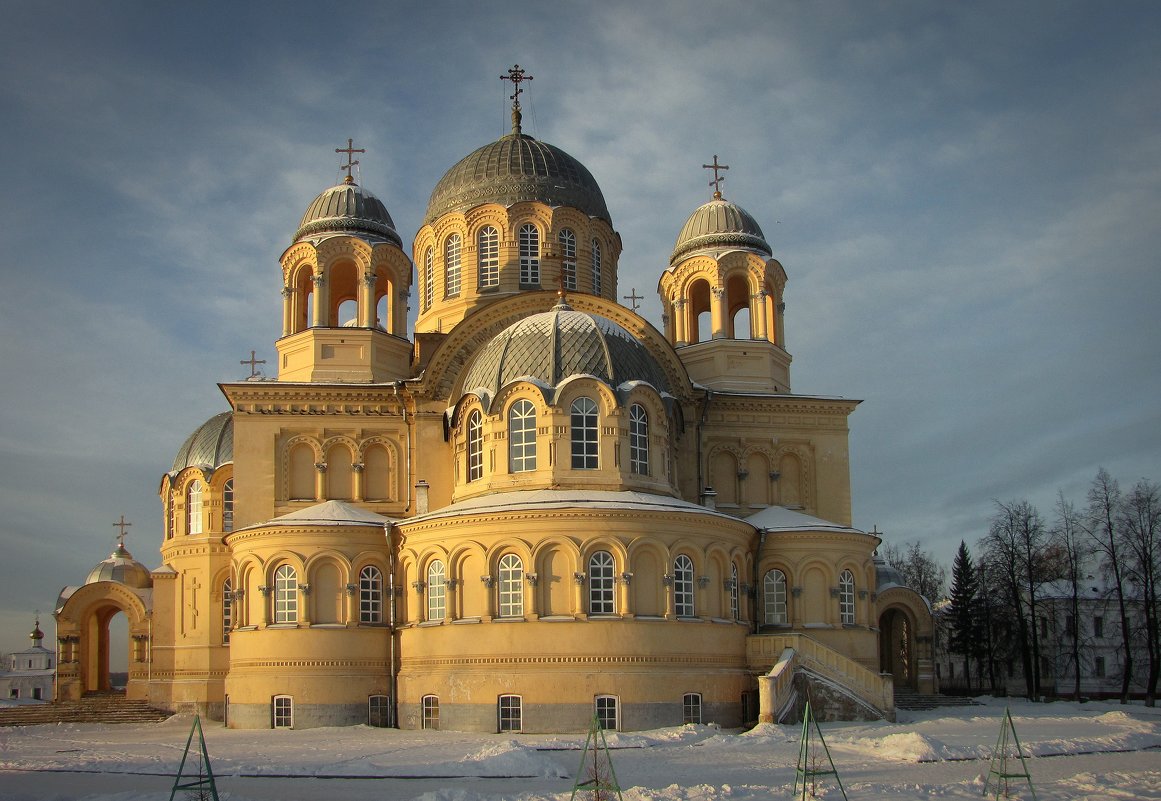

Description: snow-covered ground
[2,697,1160,800]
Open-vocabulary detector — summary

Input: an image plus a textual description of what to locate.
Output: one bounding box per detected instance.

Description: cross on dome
[113,514,132,548]
[241,349,266,378]
[336,138,365,184]
[703,154,729,199]
[501,64,533,134]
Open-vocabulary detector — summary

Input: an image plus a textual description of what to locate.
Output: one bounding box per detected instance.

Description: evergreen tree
[949,540,979,691]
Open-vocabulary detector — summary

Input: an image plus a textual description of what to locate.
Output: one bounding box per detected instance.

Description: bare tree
[1119,479,1161,705]
[1050,492,1090,701]
[881,539,948,602]
[1085,468,1133,703]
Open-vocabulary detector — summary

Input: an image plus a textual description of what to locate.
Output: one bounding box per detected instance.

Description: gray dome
[460,302,669,400]
[670,197,771,265]
[425,134,610,224]
[172,412,233,474]
[874,555,907,590]
[85,543,152,589]
[294,179,402,246]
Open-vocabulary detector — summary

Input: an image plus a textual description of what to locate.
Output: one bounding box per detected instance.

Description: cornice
[220,382,407,416]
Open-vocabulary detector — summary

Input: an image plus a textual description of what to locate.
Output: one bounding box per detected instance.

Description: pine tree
[949,540,980,692]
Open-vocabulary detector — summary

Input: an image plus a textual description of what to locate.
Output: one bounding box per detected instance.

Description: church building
[54,68,933,731]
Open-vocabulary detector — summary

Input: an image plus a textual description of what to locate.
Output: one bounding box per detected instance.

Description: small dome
[460,302,669,400]
[294,179,402,246]
[425,134,610,224]
[172,412,232,474]
[874,555,907,590]
[29,619,44,643]
[85,543,152,589]
[670,197,771,265]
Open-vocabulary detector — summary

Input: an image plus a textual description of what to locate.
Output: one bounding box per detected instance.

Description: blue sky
[1,1,1159,655]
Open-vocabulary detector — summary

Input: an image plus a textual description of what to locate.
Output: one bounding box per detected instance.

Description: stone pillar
[359,270,376,327]
[282,285,294,336]
[311,273,327,327]
[711,286,727,339]
[674,300,688,345]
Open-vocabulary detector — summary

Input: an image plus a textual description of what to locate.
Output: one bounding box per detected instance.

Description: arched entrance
[879,606,917,690]
[54,582,151,702]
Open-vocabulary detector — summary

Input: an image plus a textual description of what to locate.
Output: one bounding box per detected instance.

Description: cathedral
[53,69,933,732]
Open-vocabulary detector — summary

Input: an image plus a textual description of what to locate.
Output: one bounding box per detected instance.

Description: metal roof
[85,543,152,589]
[294,180,402,246]
[171,412,232,473]
[670,197,771,265]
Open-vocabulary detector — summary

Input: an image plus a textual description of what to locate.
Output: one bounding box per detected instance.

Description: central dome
[460,302,669,400]
[425,133,610,224]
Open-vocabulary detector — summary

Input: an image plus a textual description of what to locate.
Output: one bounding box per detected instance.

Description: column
[359,270,376,327]
[711,286,727,339]
[282,286,294,336]
[311,273,327,327]
[753,291,769,340]
[674,300,688,345]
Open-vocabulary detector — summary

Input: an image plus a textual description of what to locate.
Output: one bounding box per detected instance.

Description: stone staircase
[893,691,982,711]
[0,692,172,727]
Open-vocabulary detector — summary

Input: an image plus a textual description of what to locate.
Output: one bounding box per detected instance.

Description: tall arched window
[629,404,649,475]
[519,224,539,286]
[588,551,615,615]
[274,564,298,624]
[730,564,740,621]
[839,569,855,625]
[466,409,484,482]
[559,229,576,291]
[445,234,461,297]
[222,578,232,643]
[427,560,446,622]
[570,397,598,469]
[764,569,787,625]
[508,399,536,472]
[360,565,383,624]
[498,554,523,618]
[674,554,695,617]
[591,239,602,295]
[187,480,203,535]
[423,246,434,311]
[222,478,234,533]
[478,226,499,288]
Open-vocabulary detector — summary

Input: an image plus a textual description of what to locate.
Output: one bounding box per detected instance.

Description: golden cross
[241,350,266,377]
[113,515,132,547]
[501,64,533,105]
[336,138,365,183]
[623,288,643,312]
[703,155,729,198]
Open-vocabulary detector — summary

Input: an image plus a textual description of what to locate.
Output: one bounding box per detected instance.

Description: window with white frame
[571,397,598,469]
[839,569,855,625]
[629,404,649,475]
[498,553,524,618]
[589,550,615,615]
[498,694,522,732]
[422,695,440,729]
[427,560,446,622]
[508,399,537,472]
[368,694,390,727]
[478,226,499,288]
[222,579,232,644]
[730,564,740,621]
[519,224,540,285]
[467,409,483,482]
[223,478,234,532]
[595,695,618,730]
[674,554,695,617]
[445,234,461,296]
[274,564,298,624]
[273,695,293,728]
[360,565,383,624]
[591,239,602,295]
[187,479,203,535]
[764,569,788,625]
[423,246,434,311]
[559,229,576,290]
[683,692,702,724]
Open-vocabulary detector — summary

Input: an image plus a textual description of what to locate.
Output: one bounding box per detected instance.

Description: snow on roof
[236,500,395,532]
[405,489,749,525]
[744,504,865,535]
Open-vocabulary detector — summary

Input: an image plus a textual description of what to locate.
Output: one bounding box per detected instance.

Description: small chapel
[53,68,934,731]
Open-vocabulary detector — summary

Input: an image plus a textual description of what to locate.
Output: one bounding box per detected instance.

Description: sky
[1,1,1159,656]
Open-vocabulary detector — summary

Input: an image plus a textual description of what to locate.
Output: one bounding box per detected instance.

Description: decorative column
[345,582,358,626]
[662,572,675,620]
[480,575,494,622]
[752,291,769,340]
[525,572,540,621]
[258,584,271,627]
[351,462,365,502]
[359,270,376,328]
[710,286,727,339]
[314,462,327,501]
[311,273,327,327]
[573,571,587,620]
[299,583,312,626]
[282,285,295,336]
[395,288,409,334]
[619,572,634,619]
[674,300,688,345]
[446,578,460,622]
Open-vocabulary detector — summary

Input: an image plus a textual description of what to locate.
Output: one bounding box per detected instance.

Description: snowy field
[2,697,1160,800]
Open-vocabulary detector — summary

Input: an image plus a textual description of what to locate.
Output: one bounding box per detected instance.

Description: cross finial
[623,288,643,312]
[336,138,365,184]
[703,154,730,199]
[241,349,266,378]
[501,64,533,134]
[113,515,132,548]
[557,270,568,305]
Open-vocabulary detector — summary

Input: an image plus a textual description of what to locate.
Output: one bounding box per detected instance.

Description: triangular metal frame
[792,699,848,801]
[169,714,220,801]
[570,712,624,801]
[984,706,1037,800]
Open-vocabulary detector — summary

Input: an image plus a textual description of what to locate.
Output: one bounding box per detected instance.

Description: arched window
[674,554,695,617]
[683,692,702,724]
[591,239,602,296]
[222,478,234,533]
[839,569,855,625]
[445,234,461,297]
[360,565,383,624]
[595,695,618,730]
[187,480,203,535]
[519,224,540,286]
[274,564,298,624]
[423,246,434,311]
[427,560,446,622]
[588,551,615,615]
[559,229,576,291]
[570,397,598,469]
[467,409,483,482]
[730,564,740,621]
[222,578,232,644]
[629,404,649,475]
[498,553,523,618]
[508,399,537,472]
[422,695,440,730]
[764,569,787,625]
[478,226,499,288]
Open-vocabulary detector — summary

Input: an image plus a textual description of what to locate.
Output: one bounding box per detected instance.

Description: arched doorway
[879,606,917,690]
[81,604,131,693]
[55,582,151,702]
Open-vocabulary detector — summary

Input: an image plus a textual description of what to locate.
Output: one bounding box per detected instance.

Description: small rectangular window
[422,695,440,730]
[595,695,618,731]
[498,694,522,733]
[273,695,293,729]
[682,693,702,725]
[368,695,390,728]
[1095,656,1106,678]
[1094,616,1104,638]
[33,687,42,700]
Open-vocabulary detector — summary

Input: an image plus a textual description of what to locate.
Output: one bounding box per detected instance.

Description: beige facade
[53,90,933,730]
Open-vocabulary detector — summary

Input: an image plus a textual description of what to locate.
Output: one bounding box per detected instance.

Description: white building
[0,618,55,704]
